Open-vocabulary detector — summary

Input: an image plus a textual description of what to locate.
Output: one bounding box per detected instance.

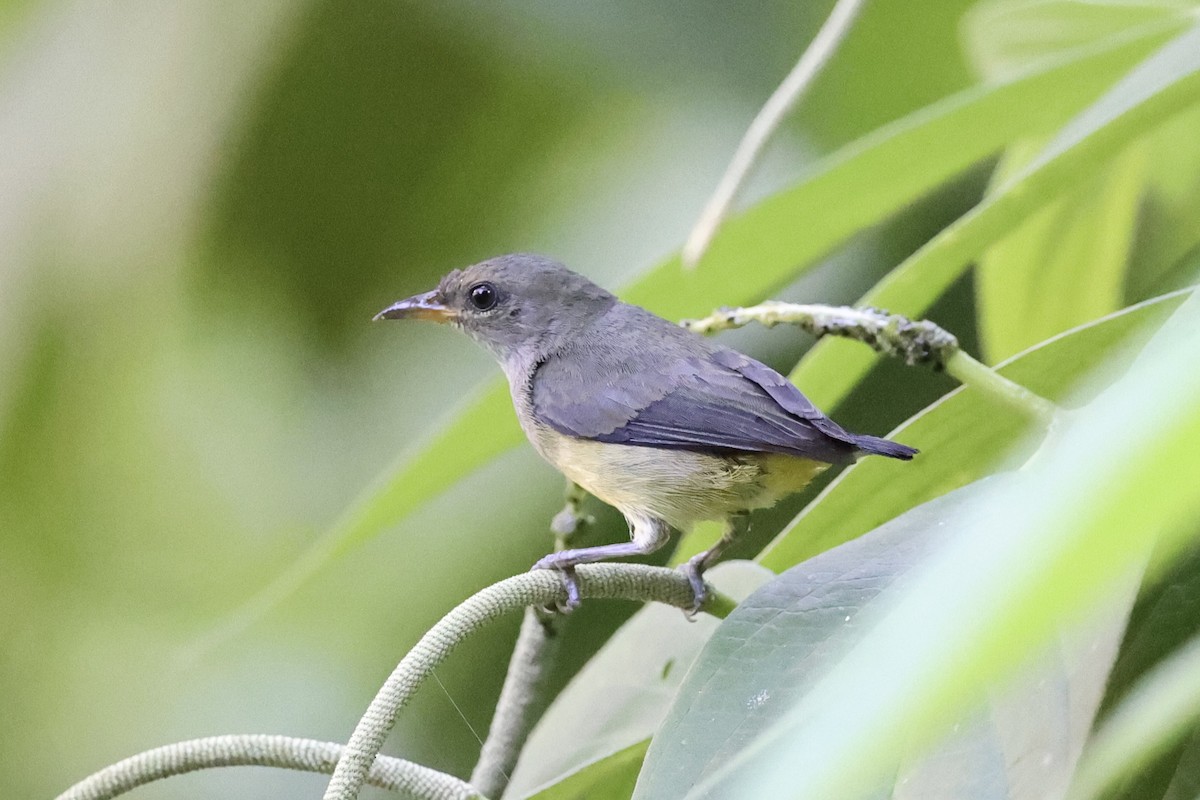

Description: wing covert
[531,347,860,464]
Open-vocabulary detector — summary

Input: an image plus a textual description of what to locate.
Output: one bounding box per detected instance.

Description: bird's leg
[531,516,670,612]
[680,514,746,614]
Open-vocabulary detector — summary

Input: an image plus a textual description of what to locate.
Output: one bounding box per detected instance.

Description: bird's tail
[852,433,918,460]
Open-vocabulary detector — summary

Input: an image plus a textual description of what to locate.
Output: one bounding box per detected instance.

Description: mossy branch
[682,301,1060,425]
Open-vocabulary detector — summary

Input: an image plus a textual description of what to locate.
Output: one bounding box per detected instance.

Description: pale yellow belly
[532,425,826,531]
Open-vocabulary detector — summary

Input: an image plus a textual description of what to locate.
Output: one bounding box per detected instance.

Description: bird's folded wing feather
[531,345,863,463]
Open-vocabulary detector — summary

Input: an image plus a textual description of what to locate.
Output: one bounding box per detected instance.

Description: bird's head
[374,253,616,364]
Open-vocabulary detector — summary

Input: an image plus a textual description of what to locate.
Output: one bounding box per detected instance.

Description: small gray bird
[376,254,915,609]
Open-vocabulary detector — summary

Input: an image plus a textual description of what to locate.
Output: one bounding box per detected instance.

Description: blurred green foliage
[6,2,1200,799]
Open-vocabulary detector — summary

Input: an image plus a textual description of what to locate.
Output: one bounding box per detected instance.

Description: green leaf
[790,24,1200,411]
[634,482,1131,800]
[524,741,650,800]
[976,140,1145,362]
[1128,104,1200,301]
[1069,541,1200,799]
[687,293,1200,800]
[224,18,1184,629]
[1070,624,1200,799]
[326,383,520,562]
[963,0,1192,81]
[508,562,772,799]
[760,288,1191,571]
[625,17,1177,319]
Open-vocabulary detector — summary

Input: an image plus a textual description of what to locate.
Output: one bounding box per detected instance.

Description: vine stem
[322,564,734,800]
[469,608,562,797]
[56,566,733,800]
[470,482,586,799]
[682,0,866,267]
[55,735,481,800]
[942,349,1059,426]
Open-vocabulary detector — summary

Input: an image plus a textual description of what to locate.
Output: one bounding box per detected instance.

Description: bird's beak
[373,290,455,323]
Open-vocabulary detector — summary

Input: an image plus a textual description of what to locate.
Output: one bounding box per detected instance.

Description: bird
[375,254,916,610]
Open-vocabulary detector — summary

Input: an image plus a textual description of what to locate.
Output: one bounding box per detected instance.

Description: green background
[6,2,1195,798]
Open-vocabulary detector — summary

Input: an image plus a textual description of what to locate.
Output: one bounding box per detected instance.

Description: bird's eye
[468,282,498,311]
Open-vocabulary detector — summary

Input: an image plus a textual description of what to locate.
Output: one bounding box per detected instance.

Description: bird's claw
[680,557,709,618]
[531,556,581,613]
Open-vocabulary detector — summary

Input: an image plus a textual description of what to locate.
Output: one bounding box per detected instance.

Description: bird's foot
[531,554,581,613]
[679,555,709,617]
[530,534,669,613]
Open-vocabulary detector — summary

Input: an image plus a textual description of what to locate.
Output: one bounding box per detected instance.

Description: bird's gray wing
[531,346,890,464]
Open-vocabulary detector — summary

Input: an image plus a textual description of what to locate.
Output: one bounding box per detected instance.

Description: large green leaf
[962,3,1200,315]
[226,18,1185,627]
[761,288,1192,571]
[507,562,771,799]
[791,23,1200,411]
[1127,104,1200,301]
[966,1,1198,362]
[684,294,1200,800]
[975,141,1145,362]
[634,482,1131,800]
